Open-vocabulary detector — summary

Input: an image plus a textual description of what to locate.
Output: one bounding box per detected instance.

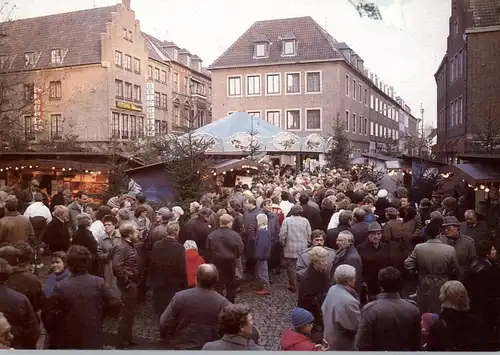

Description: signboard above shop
[116,101,143,112]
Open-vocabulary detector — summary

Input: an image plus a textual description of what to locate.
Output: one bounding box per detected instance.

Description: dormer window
[173,49,178,60]
[51,49,63,64]
[255,43,266,57]
[283,40,296,55]
[0,55,7,69]
[24,52,36,67]
[186,56,191,67]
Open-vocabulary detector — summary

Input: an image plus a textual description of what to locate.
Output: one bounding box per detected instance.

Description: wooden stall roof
[441,163,500,185]
[125,159,259,175]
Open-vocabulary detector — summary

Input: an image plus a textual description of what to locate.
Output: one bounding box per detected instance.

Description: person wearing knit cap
[155,207,170,223]
[404,217,460,314]
[183,240,205,288]
[280,308,324,351]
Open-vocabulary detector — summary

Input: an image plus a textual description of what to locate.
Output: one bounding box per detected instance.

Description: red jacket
[272,206,285,226]
[280,328,319,351]
[185,249,205,287]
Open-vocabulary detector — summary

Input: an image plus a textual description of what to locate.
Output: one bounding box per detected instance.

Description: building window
[0,55,7,69]
[121,114,129,139]
[266,74,280,95]
[364,88,368,105]
[345,75,349,96]
[115,80,123,98]
[174,72,179,92]
[130,115,137,139]
[148,65,153,79]
[154,68,160,81]
[161,94,167,110]
[458,96,463,125]
[49,81,62,99]
[358,84,362,102]
[228,76,241,96]
[255,43,266,57]
[454,19,459,36]
[24,84,34,102]
[286,73,300,94]
[112,112,120,138]
[306,72,321,93]
[24,52,36,67]
[154,92,161,108]
[124,55,132,71]
[133,58,140,73]
[286,110,300,130]
[353,80,357,100]
[133,85,141,102]
[173,106,180,126]
[248,111,261,119]
[306,109,320,130]
[363,118,368,135]
[50,114,63,139]
[114,51,122,67]
[266,111,281,127]
[160,70,167,83]
[24,115,35,141]
[283,40,296,55]
[124,82,132,100]
[345,110,349,131]
[351,113,356,133]
[247,75,261,96]
[50,49,63,64]
[370,121,374,135]
[358,116,362,134]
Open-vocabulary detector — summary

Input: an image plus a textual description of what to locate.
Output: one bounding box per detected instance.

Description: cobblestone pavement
[37,260,296,350]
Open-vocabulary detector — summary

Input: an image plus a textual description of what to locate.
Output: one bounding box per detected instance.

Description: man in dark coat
[0,258,39,349]
[42,245,122,349]
[293,194,322,231]
[182,208,213,259]
[331,230,362,295]
[0,196,35,245]
[459,210,488,242]
[44,205,71,252]
[150,221,187,318]
[357,222,391,302]
[242,196,262,275]
[50,186,66,211]
[355,267,421,351]
[206,214,244,303]
[112,222,141,349]
[0,244,44,313]
[350,208,368,246]
[326,210,352,250]
[159,264,231,350]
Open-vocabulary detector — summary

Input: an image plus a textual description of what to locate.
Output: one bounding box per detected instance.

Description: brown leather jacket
[0,211,35,245]
[112,238,140,288]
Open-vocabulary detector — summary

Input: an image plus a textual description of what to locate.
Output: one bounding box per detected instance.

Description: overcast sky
[6,0,451,125]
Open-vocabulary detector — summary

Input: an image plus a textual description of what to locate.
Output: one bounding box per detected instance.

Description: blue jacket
[44,269,71,297]
[254,227,272,260]
[265,211,280,244]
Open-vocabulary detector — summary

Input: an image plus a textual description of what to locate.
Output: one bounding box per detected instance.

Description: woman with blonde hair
[254,213,272,296]
[426,280,483,351]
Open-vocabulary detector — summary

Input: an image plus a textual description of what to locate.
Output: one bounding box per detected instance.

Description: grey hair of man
[338,210,353,225]
[219,213,234,227]
[34,193,44,202]
[334,264,356,285]
[54,205,68,218]
[119,222,137,240]
[353,207,367,223]
[117,208,131,222]
[338,230,354,244]
[464,209,476,219]
[166,221,180,237]
[76,212,92,228]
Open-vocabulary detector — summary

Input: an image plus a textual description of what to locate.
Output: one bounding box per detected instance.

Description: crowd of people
[0,165,498,351]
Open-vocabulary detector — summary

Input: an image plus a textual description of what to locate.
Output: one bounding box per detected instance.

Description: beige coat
[0,211,35,244]
[438,233,476,279]
[404,239,460,314]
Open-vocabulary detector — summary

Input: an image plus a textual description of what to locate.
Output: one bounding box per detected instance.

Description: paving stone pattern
[37,261,296,350]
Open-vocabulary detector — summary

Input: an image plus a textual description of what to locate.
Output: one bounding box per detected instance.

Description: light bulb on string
[485,188,490,193]
[480,185,485,190]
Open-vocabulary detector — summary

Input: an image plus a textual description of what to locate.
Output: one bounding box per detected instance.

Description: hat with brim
[367,221,383,232]
[441,216,460,227]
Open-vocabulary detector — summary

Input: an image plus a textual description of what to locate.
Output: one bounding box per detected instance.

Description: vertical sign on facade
[146,82,155,136]
[33,86,43,132]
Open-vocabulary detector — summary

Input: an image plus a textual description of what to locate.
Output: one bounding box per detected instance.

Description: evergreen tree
[325,114,352,170]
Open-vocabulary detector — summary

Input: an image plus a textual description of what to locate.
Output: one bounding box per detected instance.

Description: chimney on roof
[122,0,131,8]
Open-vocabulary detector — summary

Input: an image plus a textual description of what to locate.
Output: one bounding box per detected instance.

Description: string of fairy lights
[0,165,106,176]
[440,172,495,192]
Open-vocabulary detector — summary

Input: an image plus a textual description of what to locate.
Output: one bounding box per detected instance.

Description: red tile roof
[0,5,116,71]
[209,16,342,70]
[470,0,500,28]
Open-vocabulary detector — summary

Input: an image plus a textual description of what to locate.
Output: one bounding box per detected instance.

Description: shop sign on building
[116,101,143,112]
[146,82,155,136]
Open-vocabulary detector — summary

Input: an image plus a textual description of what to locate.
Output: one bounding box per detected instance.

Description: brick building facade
[435,0,500,161]
[209,16,419,158]
[0,0,211,151]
